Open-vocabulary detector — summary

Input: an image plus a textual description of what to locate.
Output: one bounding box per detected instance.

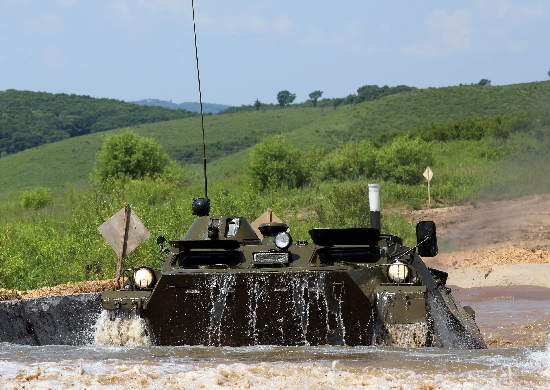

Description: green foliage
[92,130,171,182]
[277,90,296,108]
[254,99,261,110]
[246,134,306,190]
[290,81,550,149]
[0,89,197,156]
[20,187,53,209]
[478,79,491,86]
[375,137,435,185]
[308,90,323,107]
[333,98,344,109]
[315,141,376,182]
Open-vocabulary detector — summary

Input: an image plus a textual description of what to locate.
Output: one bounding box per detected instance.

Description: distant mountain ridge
[129,99,231,114]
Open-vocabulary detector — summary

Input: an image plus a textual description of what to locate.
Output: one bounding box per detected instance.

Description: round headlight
[275,231,292,250]
[387,260,409,283]
[134,267,156,289]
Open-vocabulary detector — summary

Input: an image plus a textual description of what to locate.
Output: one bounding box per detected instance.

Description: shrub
[376,137,435,185]
[246,134,306,190]
[92,130,170,182]
[20,187,53,209]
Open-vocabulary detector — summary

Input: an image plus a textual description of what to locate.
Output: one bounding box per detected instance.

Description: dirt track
[411,193,550,275]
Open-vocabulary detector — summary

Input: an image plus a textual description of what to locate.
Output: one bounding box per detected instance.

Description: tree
[308,90,323,107]
[246,134,305,190]
[356,85,381,103]
[548,68,550,78]
[92,130,170,182]
[276,90,296,108]
[254,99,262,110]
[332,98,344,109]
[478,79,491,86]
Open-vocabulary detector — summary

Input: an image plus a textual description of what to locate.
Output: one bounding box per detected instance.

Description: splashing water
[93,310,152,346]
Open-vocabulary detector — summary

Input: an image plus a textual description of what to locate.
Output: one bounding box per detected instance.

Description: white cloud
[400,41,438,57]
[297,26,326,46]
[426,9,473,50]
[475,0,512,18]
[333,21,365,46]
[297,21,377,57]
[108,3,133,24]
[273,15,292,33]
[401,9,473,58]
[521,1,546,18]
[42,45,67,69]
[56,0,77,8]
[507,39,528,53]
[17,13,64,34]
[138,0,186,13]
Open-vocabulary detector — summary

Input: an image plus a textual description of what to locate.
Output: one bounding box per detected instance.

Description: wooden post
[423,167,433,208]
[427,179,431,208]
[115,204,131,282]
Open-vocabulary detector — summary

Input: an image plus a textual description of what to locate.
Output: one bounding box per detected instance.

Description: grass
[2,81,550,192]
[2,81,550,289]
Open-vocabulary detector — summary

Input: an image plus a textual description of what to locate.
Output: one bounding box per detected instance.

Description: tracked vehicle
[101,192,486,348]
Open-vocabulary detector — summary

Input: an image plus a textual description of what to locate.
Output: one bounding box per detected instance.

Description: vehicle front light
[134,267,156,288]
[275,231,293,250]
[387,260,409,283]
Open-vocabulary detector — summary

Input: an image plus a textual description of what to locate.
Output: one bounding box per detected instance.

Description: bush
[20,187,53,209]
[376,137,435,185]
[246,134,306,190]
[316,141,377,181]
[92,130,170,182]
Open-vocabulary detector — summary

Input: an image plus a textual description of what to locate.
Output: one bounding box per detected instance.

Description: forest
[0,89,197,156]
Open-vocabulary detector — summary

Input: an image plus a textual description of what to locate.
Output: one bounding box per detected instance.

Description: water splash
[93,310,152,346]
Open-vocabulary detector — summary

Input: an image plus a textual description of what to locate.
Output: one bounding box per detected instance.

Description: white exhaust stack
[368,183,381,232]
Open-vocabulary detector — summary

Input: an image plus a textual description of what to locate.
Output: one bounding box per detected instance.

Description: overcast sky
[1,0,549,106]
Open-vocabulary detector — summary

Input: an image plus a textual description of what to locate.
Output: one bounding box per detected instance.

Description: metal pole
[368,184,381,232]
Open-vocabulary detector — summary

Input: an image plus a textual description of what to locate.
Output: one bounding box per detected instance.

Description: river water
[1,288,550,389]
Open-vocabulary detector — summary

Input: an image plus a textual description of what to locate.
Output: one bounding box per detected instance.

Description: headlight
[387,260,409,283]
[275,231,292,250]
[134,267,156,288]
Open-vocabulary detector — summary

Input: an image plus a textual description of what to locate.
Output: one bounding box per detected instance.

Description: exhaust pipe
[368,183,381,232]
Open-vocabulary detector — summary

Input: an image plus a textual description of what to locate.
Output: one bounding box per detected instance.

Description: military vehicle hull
[101,204,486,348]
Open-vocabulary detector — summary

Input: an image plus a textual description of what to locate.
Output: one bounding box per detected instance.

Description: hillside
[1,81,550,192]
[0,108,331,191]
[129,99,230,114]
[287,81,550,148]
[0,90,197,156]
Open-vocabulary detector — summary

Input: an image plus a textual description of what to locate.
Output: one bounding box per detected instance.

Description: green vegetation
[92,130,171,182]
[2,81,550,290]
[277,90,296,108]
[129,99,230,114]
[0,89,197,156]
[20,187,53,209]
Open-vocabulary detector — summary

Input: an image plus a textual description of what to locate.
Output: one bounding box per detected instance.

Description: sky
[1,0,549,107]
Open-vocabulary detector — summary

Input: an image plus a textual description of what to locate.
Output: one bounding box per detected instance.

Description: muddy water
[1,292,550,389]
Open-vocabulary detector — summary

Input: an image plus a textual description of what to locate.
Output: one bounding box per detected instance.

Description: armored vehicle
[101,194,485,348]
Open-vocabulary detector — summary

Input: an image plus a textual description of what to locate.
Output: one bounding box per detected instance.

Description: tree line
[220,84,418,114]
[0,90,197,157]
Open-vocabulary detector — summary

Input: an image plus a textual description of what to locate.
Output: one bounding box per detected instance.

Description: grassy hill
[0,89,197,156]
[1,81,550,192]
[287,81,550,148]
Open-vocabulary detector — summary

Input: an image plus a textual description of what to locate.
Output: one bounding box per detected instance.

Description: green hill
[129,99,230,114]
[1,81,550,193]
[0,90,197,156]
[287,81,550,148]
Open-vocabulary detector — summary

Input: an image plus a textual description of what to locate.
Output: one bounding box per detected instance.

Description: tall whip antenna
[191,0,208,199]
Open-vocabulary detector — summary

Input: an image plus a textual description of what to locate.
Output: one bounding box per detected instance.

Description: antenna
[191,0,208,199]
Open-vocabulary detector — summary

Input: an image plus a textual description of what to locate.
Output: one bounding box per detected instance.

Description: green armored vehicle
[101,195,486,348]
